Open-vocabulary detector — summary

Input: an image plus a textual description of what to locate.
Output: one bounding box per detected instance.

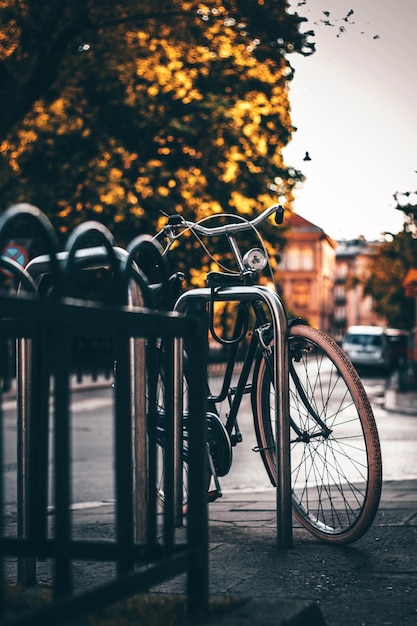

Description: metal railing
[0,204,209,624]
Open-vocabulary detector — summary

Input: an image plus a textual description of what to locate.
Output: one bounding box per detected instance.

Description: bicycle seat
[148,272,184,310]
[124,235,181,310]
[206,271,246,288]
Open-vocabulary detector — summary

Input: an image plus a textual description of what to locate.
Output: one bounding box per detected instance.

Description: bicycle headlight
[243,248,267,272]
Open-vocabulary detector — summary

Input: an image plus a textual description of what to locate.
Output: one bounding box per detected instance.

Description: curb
[384,388,417,415]
[2,375,112,401]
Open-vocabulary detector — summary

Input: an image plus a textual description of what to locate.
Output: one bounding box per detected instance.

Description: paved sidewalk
[69,376,416,624]
[154,480,417,625]
[25,479,413,626]
[4,377,416,625]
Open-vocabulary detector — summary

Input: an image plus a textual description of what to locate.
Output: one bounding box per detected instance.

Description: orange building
[333,239,386,342]
[278,213,387,340]
[278,213,337,334]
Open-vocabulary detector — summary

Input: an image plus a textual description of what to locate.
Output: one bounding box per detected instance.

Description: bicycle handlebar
[164,203,284,238]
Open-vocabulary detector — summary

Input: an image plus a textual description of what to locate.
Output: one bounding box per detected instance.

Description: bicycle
[148,203,382,545]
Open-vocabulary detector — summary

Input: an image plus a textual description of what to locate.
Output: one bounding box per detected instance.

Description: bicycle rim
[153,350,215,513]
[154,359,190,514]
[252,324,382,544]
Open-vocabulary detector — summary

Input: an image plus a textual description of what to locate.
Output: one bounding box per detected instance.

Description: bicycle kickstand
[206,442,223,502]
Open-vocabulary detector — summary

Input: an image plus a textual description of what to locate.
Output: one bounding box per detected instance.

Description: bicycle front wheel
[252,323,382,544]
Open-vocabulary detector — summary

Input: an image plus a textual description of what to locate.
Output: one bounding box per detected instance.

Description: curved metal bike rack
[0,204,211,625]
[175,284,292,549]
[22,244,147,541]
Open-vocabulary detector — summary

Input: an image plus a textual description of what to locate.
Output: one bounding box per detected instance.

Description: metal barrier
[0,204,209,624]
[175,286,292,549]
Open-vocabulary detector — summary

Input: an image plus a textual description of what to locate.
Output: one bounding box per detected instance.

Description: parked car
[342,325,392,372]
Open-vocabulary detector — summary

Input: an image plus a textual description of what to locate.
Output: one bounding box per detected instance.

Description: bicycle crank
[206,412,232,476]
[206,412,232,501]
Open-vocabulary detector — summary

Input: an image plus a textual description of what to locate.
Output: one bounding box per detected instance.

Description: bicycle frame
[174,284,293,548]
[206,300,267,442]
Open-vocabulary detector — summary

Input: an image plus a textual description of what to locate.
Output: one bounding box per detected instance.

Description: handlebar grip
[274,206,284,225]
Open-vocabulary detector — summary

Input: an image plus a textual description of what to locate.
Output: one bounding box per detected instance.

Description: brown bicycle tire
[252,324,382,545]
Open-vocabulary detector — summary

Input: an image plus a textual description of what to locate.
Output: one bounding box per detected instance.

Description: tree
[0,0,313,283]
[361,229,417,329]
[393,190,417,236]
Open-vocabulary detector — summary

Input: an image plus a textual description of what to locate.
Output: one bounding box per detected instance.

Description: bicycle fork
[251,325,333,454]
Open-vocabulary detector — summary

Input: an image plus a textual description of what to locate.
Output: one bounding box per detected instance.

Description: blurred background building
[279,213,386,341]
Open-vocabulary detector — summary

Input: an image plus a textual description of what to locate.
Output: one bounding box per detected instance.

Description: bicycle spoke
[252,324,382,544]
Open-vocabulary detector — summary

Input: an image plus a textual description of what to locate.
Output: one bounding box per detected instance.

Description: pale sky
[283,0,417,241]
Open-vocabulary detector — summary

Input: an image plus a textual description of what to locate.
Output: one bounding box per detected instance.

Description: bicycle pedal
[207,489,222,502]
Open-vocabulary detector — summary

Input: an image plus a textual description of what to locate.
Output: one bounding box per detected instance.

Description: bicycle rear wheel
[153,348,227,513]
[252,323,382,544]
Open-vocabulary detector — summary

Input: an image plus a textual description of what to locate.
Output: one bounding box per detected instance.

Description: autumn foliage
[0,0,312,281]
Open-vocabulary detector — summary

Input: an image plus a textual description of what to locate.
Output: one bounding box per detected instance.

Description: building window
[336,261,349,278]
[334,284,346,305]
[282,247,314,271]
[293,281,310,308]
[334,306,347,321]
